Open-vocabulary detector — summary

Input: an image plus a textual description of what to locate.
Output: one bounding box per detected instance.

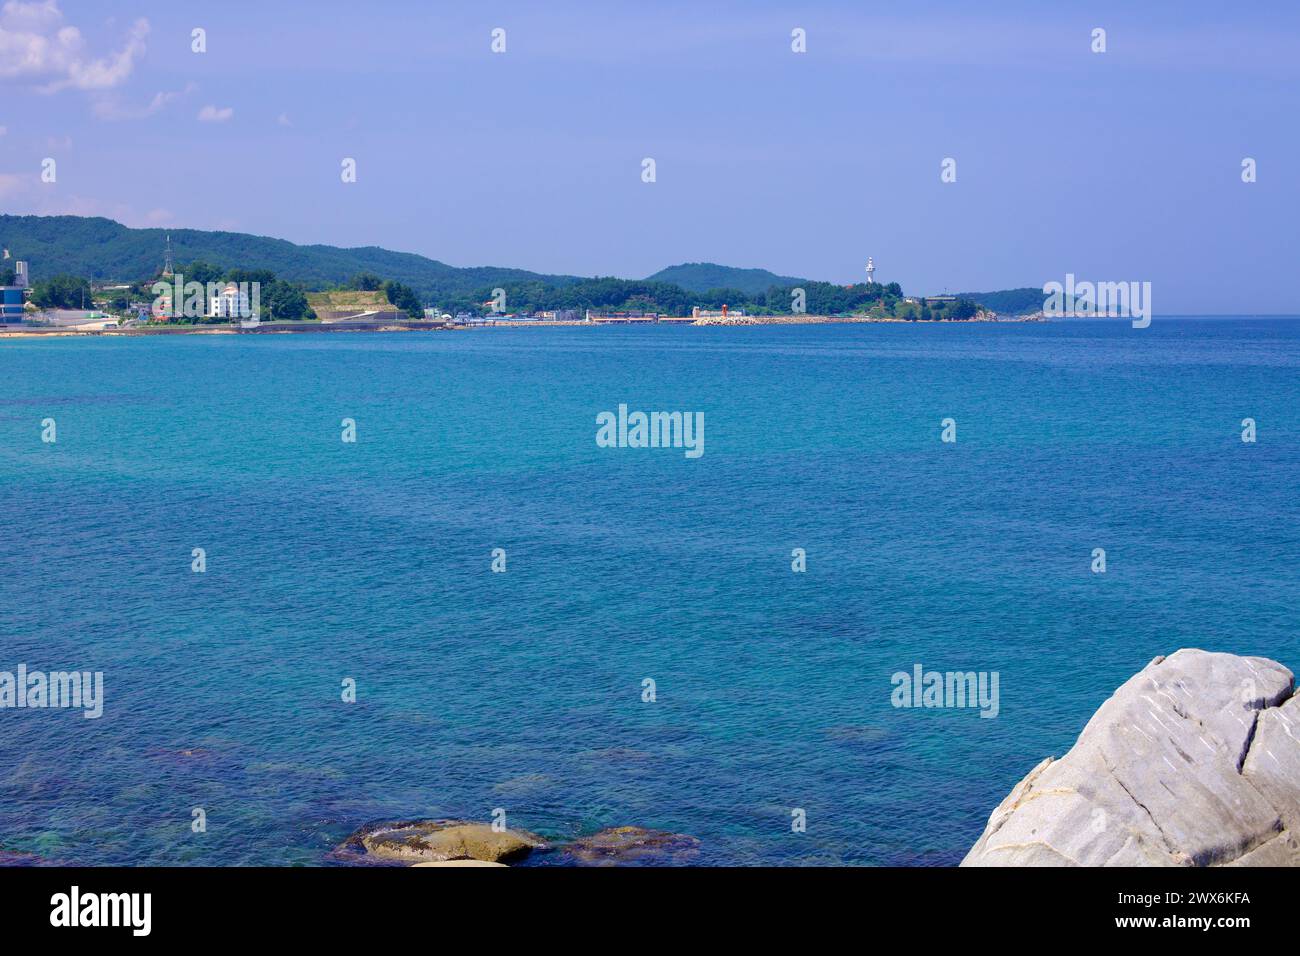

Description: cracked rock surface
[962,649,1300,866]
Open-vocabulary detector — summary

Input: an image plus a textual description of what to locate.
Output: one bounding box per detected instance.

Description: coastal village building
[152,289,173,320]
[209,282,251,319]
[1,257,31,325]
[586,309,659,323]
[692,306,745,319]
[0,287,24,323]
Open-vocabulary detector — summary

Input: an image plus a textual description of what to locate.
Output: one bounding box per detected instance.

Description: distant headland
[0,214,1044,336]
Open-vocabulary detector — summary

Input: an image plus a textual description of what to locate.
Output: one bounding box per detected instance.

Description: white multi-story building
[209,282,251,318]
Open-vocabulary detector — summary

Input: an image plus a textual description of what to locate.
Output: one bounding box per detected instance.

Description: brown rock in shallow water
[342,819,546,864]
[564,826,700,866]
[412,859,507,867]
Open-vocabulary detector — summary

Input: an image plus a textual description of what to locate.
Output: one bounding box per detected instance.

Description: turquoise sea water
[1,318,1297,866]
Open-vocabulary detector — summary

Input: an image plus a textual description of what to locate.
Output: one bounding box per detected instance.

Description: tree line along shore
[7,257,1012,330]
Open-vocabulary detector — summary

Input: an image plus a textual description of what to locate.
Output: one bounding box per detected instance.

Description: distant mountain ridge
[0,216,813,300]
[0,215,584,301]
[2,214,1036,313]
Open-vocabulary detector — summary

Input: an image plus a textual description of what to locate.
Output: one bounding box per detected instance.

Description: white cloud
[93,81,196,121]
[277,112,291,127]
[0,1,149,92]
[197,104,233,123]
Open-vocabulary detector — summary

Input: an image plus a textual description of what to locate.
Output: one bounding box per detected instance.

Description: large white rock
[962,649,1300,866]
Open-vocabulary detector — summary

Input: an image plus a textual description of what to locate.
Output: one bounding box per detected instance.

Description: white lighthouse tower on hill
[865,257,876,285]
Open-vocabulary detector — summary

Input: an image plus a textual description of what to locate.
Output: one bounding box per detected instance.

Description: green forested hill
[2,214,1037,318]
[952,288,1045,315]
[0,215,582,300]
[645,262,807,295]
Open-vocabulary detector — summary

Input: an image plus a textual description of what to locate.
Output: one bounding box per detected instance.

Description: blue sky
[1,0,1297,311]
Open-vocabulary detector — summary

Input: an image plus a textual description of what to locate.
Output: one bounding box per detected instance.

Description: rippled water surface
[1,318,1297,865]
